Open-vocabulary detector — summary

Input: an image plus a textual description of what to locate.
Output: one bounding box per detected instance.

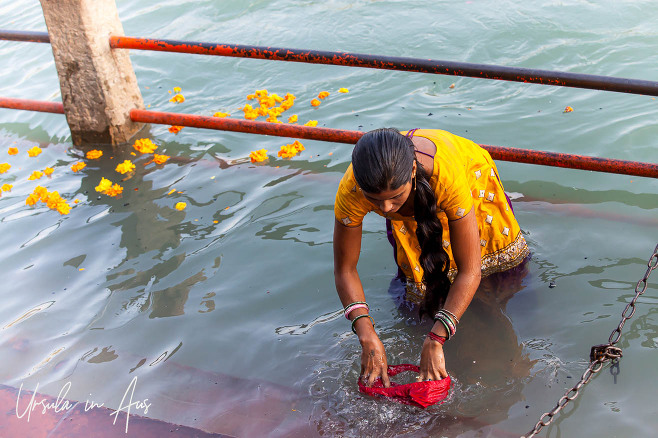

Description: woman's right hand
[359,332,391,388]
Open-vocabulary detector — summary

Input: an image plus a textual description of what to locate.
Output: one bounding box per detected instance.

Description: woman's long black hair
[352,128,451,319]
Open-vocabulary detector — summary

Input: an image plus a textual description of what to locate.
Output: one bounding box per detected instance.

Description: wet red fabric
[358,364,451,408]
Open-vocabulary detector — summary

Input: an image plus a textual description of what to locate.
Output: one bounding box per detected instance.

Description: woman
[333,128,529,387]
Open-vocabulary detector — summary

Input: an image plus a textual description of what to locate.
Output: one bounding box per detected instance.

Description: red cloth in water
[358,364,451,408]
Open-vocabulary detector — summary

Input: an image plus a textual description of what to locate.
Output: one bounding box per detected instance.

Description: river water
[0,1,657,437]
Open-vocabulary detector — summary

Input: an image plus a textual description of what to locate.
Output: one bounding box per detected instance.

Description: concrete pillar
[40,0,145,147]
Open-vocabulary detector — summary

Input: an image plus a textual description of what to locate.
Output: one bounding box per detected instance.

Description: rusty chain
[521,243,658,438]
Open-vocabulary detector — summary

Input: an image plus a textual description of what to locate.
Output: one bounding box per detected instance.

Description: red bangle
[427,331,446,345]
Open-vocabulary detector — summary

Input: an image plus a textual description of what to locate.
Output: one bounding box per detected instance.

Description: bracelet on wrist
[351,314,375,334]
[427,331,446,345]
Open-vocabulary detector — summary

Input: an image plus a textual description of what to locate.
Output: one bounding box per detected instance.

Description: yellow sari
[334,129,529,303]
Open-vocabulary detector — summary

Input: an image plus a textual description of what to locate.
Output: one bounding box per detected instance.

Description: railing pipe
[0,30,50,43]
[110,36,658,97]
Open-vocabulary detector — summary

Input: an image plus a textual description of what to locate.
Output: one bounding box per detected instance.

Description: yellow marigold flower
[213,111,230,118]
[106,184,123,197]
[266,115,282,123]
[169,94,185,103]
[86,149,103,159]
[249,149,268,163]
[8,147,18,155]
[278,140,305,159]
[153,154,170,165]
[175,202,187,211]
[257,106,269,117]
[284,93,296,100]
[45,191,62,210]
[0,163,10,173]
[173,86,182,93]
[168,125,184,134]
[71,162,86,172]
[28,146,42,157]
[44,167,54,176]
[338,88,349,93]
[246,94,256,100]
[288,114,298,123]
[243,104,254,112]
[244,110,259,120]
[318,91,330,99]
[255,89,268,98]
[115,160,135,174]
[563,106,574,113]
[1,183,12,192]
[270,93,284,103]
[56,201,71,215]
[310,99,321,107]
[26,193,39,206]
[28,170,44,180]
[133,138,158,154]
[304,120,318,127]
[95,177,113,193]
[34,186,48,202]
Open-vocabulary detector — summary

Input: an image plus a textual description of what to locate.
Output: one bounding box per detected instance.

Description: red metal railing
[1,97,655,178]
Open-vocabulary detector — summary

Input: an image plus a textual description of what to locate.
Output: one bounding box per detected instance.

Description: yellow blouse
[334,129,529,302]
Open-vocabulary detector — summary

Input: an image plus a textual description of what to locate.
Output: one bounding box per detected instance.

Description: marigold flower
[56,201,71,215]
[168,125,184,134]
[266,115,282,123]
[175,202,186,211]
[213,112,230,118]
[133,138,158,154]
[284,93,296,100]
[563,106,574,113]
[257,106,269,117]
[153,154,170,165]
[28,146,42,157]
[338,88,349,93]
[170,94,185,103]
[45,191,62,210]
[246,94,256,100]
[0,163,10,173]
[8,147,18,155]
[270,93,284,103]
[71,162,86,172]
[278,140,305,159]
[115,160,135,174]
[28,170,44,180]
[173,86,182,93]
[280,101,294,111]
[86,149,103,159]
[44,167,54,176]
[255,89,268,98]
[106,184,123,197]
[311,99,321,107]
[1,183,12,192]
[26,193,39,206]
[95,177,113,193]
[288,114,298,123]
[304,120,318,127]
[244,110,259,120]
[249,149,268,163]
[318,91,330,99]
[34,186,48,202]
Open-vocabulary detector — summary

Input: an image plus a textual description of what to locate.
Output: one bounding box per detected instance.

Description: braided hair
[352,128,451,319]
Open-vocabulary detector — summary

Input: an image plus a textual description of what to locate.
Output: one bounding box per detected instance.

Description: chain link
[521,243,658,438]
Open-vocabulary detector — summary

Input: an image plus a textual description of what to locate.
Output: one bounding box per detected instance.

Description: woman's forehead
[361,183,409,200]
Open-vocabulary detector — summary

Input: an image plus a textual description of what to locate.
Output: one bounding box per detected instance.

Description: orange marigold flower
[244,110,259,120]
[338,88,349,93]
[0,163,10,173]
[255,89,268,98]
[304,120,318,127]
[311,99,321,107]
[95,177,113,193]
[1,183,12,192]
[280,101,294,111]
[115,160,135,174]
[213,111,230,118]
[318,91,330,99]
[168,125,184,134]
[71,162,86,173]
[133,138,158,154]
[8,147,18,155]
[106,184,123,197]
[34,186,48,202]
[170,94,185,103]
[257,106,269,117]
[246,94,256,100]
[563,106,574,113]
[249,149,268,163]
[86,149,103,159]
[56,201,71,215]
[28,146,42,157]
[270,93,284,103]
[175,202,187,211]
[278,141,305,159]
[173,86,182,93]
[26,193,39,206]
[288,114,298,123]
[266,115,281,123]
[44,167,54,176]
[28,170,44,180]
[284,93,296,100]
[153,154,170,165]
[45,191,62,209]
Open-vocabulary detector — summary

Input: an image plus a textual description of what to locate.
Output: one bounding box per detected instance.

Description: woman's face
[362,181,413,215]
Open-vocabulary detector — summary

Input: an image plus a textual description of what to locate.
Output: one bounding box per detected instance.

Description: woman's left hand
[418,336,448,381]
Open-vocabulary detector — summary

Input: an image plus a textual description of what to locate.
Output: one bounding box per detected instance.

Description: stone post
[40,0,145,147]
